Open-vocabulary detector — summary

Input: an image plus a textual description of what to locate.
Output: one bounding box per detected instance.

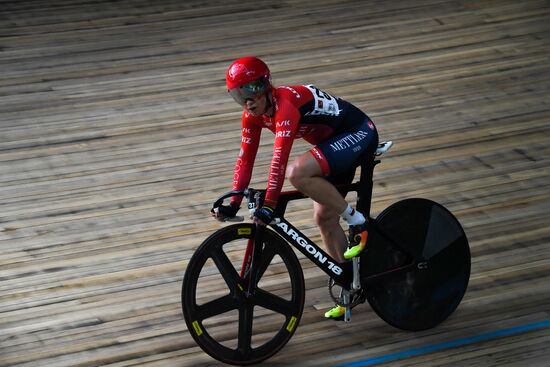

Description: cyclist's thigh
[313,118,379,176]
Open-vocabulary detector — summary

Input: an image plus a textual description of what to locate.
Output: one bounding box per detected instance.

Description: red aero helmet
[226,56,271,90]
[226,57,272,105]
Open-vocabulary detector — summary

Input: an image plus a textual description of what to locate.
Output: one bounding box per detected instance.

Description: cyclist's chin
[247,107,263,116]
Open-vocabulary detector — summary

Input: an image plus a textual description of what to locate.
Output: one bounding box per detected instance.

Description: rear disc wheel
[363,198,470,331]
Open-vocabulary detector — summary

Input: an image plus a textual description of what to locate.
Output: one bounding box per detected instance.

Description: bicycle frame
[266,158,380,288]
[219,157,416,292]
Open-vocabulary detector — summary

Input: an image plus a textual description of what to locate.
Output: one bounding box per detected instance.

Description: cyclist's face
[245,93,268,116]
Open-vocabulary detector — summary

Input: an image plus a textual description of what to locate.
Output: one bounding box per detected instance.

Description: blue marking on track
[333,319,550,367]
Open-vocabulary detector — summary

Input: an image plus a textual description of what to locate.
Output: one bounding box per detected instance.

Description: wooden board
[1,0,549,366]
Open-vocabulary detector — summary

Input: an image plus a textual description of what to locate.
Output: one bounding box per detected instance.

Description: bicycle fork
[242,224,265,296]
[240,239,254,279]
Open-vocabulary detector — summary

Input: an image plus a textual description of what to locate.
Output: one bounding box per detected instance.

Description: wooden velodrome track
[1,0,550,366]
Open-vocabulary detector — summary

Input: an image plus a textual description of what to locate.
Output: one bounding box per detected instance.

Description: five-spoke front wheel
[182,224,305,365]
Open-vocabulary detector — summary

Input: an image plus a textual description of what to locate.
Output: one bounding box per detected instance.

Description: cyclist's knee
[287,154,322,188]
[286,161,307,188]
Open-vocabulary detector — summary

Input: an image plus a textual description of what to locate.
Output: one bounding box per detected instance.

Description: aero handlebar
[211,189,266,223]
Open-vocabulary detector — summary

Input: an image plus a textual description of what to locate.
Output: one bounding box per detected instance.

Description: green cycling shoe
[324,305,346,319]
[344,223,369,259]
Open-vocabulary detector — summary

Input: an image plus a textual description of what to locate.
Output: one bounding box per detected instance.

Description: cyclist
[213,56,379,319]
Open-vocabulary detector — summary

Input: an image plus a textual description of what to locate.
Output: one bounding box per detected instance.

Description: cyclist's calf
[313,202,347,263]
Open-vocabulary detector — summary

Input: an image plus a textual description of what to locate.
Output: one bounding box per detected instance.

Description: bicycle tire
[362,198,470,331]
[182,223,305,365]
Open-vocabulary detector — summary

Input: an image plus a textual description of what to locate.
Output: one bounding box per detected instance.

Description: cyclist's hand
[212,203,239,222]
[253,206,274,226]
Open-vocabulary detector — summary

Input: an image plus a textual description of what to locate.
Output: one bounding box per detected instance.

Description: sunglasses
[228,78,268,105]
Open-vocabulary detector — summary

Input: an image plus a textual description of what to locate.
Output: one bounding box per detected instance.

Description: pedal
[352,257,361,291]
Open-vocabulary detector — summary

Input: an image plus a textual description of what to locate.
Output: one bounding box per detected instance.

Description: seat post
[356,157,379,218]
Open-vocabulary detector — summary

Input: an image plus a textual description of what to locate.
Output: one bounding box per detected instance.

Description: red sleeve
[230,112,262,207]
[264,101,301,208]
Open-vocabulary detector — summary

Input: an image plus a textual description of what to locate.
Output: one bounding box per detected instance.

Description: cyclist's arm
[230,114,262,207]
[263,102,300,209]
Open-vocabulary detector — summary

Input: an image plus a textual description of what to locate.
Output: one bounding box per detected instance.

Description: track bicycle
[181,141,471,365]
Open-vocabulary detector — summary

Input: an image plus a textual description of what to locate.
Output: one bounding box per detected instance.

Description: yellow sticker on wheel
[286,316,297,333]
[238,228,252,235]
[192,320,203,336]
